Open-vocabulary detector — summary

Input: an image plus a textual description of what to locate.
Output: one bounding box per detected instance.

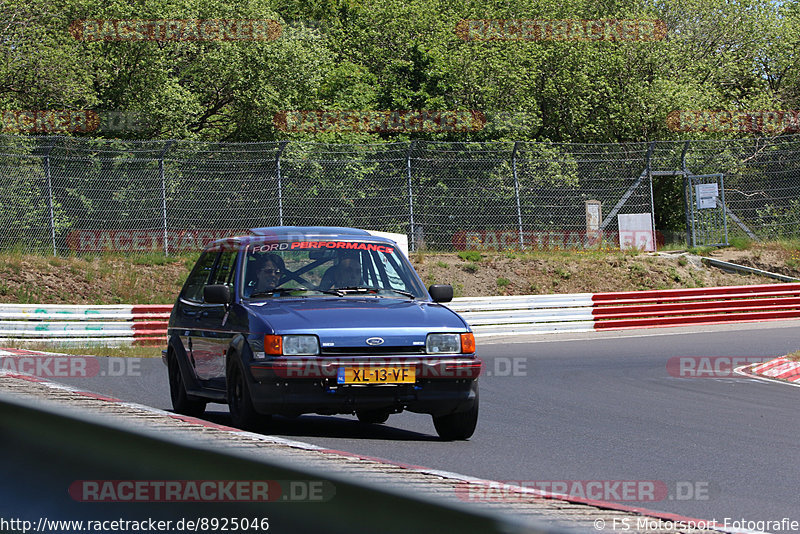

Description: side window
[209,251,237,288]
[181,252,217,303]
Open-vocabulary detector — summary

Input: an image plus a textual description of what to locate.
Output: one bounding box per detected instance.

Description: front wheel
[227,357,264,430]
[167,351,206,417]
[432,386,479,440]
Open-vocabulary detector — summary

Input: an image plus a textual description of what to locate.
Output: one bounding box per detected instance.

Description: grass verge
[13,341,164,358]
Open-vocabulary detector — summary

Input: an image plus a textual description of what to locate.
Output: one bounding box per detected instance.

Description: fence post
[680,140,691,247]
[159,140,175,256]
[511,141,524,249]
[276,140,289,226]
[407,140,416,252]
[646,141,656,249]
[42,137,60,256]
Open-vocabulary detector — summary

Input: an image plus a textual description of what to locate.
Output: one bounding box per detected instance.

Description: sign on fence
[695,183,719,210]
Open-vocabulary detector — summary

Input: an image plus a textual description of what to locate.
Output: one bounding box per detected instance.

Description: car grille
[321,346,426,356]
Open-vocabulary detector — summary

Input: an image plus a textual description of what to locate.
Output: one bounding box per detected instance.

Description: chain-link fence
[2,134,799,254]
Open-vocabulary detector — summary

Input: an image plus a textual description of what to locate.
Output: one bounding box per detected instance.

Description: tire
[356,409,391,424]
[227,356,263,430]
[432,386,479,440]
[167,351,207,417]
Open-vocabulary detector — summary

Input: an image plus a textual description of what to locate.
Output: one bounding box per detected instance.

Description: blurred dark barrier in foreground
[0,391,566,534]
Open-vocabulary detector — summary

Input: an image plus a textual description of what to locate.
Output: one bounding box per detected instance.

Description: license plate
[337,366,415,384]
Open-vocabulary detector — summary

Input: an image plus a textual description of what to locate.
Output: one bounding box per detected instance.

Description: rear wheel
[227,357,264,430]
[356,409,391,424]
[167,351,206,417]
[432,386,479,440]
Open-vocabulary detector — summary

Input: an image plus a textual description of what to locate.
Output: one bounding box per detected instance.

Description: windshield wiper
[313,288,345,296]
[383,288,416,299]
[336,286,380,293]
[249,287,343,298]
[336,286,416,299]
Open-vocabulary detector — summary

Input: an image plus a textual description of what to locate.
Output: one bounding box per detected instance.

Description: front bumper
[247,356,481,417]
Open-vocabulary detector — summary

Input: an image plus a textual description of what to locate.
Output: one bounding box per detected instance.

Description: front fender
[225,333,256,383]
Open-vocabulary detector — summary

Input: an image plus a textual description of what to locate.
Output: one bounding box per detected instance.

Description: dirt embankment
[411,245,799,298]
[0,255,192,304]
[1,243,798,304]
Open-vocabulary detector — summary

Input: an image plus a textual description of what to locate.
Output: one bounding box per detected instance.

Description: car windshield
[241,240,427,300]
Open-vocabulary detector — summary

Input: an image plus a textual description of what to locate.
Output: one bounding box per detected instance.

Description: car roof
[204,226,394,252]
[249,226,372,238]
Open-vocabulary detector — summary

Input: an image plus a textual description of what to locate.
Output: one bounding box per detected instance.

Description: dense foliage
[3,0,800,241]
[1,0,795,143]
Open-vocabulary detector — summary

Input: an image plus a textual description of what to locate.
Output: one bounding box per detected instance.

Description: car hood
[245,297,468,347]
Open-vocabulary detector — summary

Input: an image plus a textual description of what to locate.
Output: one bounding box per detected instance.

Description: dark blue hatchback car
[164,227,481,439]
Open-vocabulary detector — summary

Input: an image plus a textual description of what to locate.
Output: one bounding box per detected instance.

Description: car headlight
[425,332,476,354]
[264,334,320,356]
[284,335,320,356]
[426,333,460,354]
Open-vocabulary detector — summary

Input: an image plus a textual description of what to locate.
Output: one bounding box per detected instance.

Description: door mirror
[428,284,453,303]
[203,284,232,305]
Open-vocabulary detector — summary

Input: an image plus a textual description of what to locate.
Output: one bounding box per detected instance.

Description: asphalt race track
[48,321,800,527]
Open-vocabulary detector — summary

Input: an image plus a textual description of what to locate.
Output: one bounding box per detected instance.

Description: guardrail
[700,257,800,283]
[454,283,800,334]
[592,283,800,330]
[450,295,595,335]
[0,304,170,345]
[3,283,800,344]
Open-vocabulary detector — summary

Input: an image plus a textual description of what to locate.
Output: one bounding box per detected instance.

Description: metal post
[276,141,289,226]
[688,177,697,247]
[42,137,61,256]
[719,173,729,246]
[646,141,656,250]
[407,140,416,252]
[159,140,175,256]
[681,140,691,247]
[511,141,524,250]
